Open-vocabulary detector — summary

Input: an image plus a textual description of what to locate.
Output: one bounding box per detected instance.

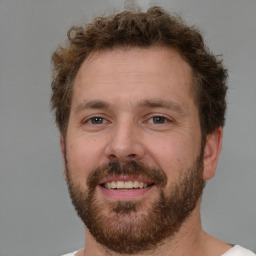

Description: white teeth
[133,181,139,188]
[124,181,133,189]
[116,181,124,189]
[111,181,117,189]
[104,180,150,189]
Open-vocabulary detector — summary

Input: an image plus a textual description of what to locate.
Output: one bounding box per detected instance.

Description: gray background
[0,0,255,255]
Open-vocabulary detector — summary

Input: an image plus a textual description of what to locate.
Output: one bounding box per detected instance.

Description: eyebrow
[75,100,111,113]
[75,99,186,115]
[138,99,186,115]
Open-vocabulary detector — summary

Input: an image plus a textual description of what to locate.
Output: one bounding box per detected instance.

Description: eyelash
[147,115,171,124]
[83,116,108,125]
[83,114,172,125]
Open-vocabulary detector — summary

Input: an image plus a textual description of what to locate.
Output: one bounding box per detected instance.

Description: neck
[80,203,214,256]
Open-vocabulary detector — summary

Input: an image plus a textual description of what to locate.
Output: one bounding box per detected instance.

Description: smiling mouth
[101,180,154,190]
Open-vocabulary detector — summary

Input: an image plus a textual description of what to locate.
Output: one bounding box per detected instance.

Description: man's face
[62,47,207,253]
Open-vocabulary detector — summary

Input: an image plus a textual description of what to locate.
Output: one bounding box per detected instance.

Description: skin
[60,46,231,256]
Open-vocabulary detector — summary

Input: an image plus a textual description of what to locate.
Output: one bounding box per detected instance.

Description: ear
[203,127,223,181]
[60,136,67,180]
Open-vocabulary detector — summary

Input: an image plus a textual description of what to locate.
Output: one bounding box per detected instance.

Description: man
[51,6,255,256]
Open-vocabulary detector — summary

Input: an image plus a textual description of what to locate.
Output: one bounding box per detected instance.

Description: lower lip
[98,185,154,200]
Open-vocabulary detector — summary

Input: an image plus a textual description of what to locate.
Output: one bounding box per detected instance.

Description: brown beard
[66,156,205,255]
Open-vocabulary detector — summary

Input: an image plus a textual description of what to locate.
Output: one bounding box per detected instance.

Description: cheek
[144,133,200,180]
[66,136,105,181]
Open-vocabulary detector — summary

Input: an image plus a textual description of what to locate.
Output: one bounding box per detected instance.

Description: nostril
[128,154,136,158]
[109,154,118,161]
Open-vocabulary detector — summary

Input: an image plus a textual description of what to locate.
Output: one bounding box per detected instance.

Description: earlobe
[60,136,67,180]
[203,127,223,180]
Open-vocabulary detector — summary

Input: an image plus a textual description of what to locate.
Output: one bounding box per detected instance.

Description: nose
[104,121,145,162]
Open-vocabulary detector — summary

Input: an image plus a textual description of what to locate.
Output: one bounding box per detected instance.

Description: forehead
[72,46,195,108]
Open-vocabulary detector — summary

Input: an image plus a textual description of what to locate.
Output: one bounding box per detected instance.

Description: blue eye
[88,117,106,124]
[151,116,168,124]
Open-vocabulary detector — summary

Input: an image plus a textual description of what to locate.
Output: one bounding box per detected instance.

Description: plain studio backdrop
[0,0,255,255]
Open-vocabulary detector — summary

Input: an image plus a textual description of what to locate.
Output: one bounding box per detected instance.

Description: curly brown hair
[51,6,228,139]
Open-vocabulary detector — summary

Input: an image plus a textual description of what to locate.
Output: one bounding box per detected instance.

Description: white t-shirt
[61,251,78,256]
[221,245,255,256]
[61,245,256,256]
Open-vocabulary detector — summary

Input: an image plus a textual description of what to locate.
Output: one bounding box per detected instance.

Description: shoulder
[221,245,256,256]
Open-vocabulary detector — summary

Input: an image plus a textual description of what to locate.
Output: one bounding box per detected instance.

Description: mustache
[86,161,167,191]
